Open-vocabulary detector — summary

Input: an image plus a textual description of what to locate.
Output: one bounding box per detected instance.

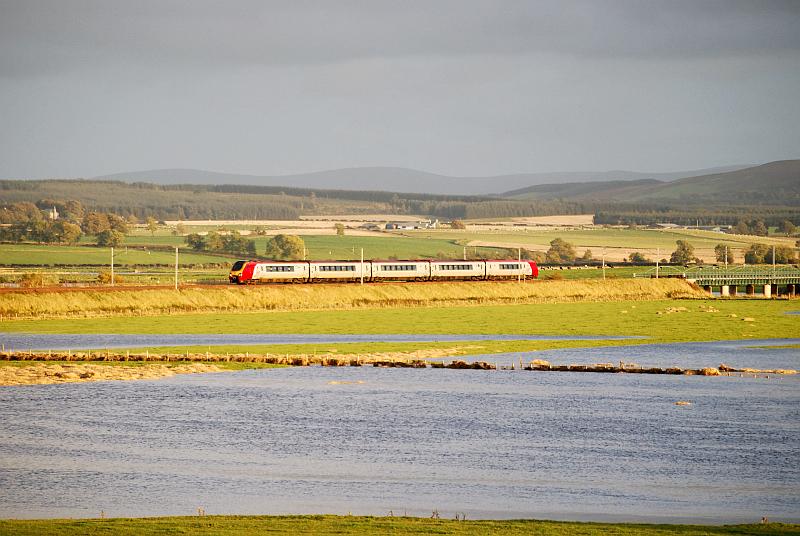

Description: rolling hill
[91,165,749,196]
[504,160,800,204]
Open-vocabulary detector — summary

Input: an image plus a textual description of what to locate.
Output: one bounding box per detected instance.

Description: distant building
[48,206,59,220]
[385,222,419,230]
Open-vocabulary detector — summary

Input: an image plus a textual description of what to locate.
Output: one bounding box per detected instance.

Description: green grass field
[113,227,795,257]
[3,300,796,358]
[111,230,509,259]
[0,515,795,536]
[0,243,232,266]
[6,225,793,270]
[408,227,793,252]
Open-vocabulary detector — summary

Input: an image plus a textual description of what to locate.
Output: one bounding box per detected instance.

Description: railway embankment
[0,279,707,319]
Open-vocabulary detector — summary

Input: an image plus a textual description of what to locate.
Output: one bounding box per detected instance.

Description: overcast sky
[1,0,799,178]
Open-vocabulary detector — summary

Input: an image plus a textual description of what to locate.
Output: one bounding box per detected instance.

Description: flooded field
[1,341,798,523]
[0,333,638,351]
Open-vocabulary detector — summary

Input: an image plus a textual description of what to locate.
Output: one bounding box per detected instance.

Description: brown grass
[0,362,223,386]
[0,279,707,320]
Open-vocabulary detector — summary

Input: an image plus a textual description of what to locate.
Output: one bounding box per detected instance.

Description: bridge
[633,266,800,297]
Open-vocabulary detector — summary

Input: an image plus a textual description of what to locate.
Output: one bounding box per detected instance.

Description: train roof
[241,258,538,264]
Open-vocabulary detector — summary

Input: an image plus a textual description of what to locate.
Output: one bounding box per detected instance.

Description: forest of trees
[186,230,256,255]
[1,179,798,239]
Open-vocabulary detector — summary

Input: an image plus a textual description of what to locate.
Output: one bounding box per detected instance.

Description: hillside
[504,160,800,205]
[504,179,661,201]
[91,165,749,196]
[638,160,800,201]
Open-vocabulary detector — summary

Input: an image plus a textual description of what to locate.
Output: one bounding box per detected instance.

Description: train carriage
[229,260,310,283]
[309,261,369,282]
[251,261,310,283]
[230,258,538,284]
[370,260,430,282]
[485,260,538,280]
[429,260,485,280]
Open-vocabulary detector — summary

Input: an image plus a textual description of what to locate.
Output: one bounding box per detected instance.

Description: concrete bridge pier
[764,284,772,298]
[788,284,796,297]
[721,285,730,297]
[746,284,755,296]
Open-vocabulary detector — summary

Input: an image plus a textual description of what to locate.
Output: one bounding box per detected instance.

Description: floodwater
[0,333,639,351]
[1,340,798,523]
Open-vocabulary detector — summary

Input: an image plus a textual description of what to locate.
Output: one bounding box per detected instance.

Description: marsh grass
[0,515,796,536]
[0,279,707,319]
[2,298,796,346]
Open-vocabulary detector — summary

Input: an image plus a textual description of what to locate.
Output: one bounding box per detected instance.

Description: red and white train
[229,259,538,284]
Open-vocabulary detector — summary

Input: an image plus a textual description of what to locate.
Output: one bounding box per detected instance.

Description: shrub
[97,229,125,247]
[97,271,124,284]
[670,240,694,264]
[546,238,576,264]
[18,272,57,288]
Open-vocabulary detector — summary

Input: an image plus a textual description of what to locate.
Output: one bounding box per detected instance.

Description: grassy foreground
[0,515,796,536]
[3,298,796,342]
[0,279,707,319]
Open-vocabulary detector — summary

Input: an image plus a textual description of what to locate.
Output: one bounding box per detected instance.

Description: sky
[1,0,799,179]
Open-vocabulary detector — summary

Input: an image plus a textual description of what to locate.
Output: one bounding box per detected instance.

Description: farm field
[407,227,795,261]
[128,226,794,253]
[6,226,792,271]
[0,243,232,266]
[0,515,795,536]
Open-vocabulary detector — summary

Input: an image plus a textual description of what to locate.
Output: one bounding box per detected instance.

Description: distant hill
[504,160,800,204]
[92,165,750,196]
[503,179,662,201]
[635,160,800,201]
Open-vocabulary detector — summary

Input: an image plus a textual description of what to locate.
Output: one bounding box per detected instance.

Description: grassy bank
[2,299,796,342]
[0,515,796,535]
[0,279,707,319]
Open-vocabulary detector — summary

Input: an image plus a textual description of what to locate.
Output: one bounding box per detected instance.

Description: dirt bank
[0,363,224,386]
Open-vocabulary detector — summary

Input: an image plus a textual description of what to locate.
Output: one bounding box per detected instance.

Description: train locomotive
[229,259,538,284]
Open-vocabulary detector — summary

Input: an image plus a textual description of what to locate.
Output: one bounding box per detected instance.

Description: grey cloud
[0,1,798,178]
[1,0,799,78]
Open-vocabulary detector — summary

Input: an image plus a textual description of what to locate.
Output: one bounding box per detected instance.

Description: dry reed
[0,279,707,320]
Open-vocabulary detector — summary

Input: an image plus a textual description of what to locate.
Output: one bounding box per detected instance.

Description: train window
[381,265,416,271]
[263,265,295,272]
[320,265,355,272]
[500,264,520,270]
[440,264,472,270]
[232,261,246,270]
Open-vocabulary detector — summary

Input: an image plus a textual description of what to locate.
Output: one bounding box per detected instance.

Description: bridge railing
[633,265,800,284]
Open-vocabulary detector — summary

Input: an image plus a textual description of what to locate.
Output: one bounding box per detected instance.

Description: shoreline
[0,514,796,535]
[0,362,225,386]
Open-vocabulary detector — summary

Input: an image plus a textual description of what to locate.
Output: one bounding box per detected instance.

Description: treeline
[425,199,589,219]
[594,203,800,227]
[185,231,256,255]
[0,200,132,245]
[1,179,797,225]
[1,180,303,221]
